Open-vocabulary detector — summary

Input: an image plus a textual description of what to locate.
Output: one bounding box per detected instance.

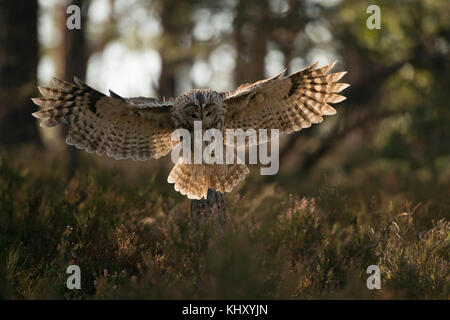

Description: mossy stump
[190,188,226,228]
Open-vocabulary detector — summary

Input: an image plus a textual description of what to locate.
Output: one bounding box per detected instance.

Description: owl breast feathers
[32,61,349,199]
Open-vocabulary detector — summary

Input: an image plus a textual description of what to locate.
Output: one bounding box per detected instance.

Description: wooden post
[190,189,226,228]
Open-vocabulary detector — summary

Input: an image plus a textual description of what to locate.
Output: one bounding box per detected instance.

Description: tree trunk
[233,0,268,85]
[0,0,39,147]
[190,189,226,229]
[157,0,194,98]
[61,0,89,81]
[159,56,176,98]
[51,0,89,177]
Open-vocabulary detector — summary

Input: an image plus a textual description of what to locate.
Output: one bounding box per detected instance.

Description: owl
[32,61,349,199]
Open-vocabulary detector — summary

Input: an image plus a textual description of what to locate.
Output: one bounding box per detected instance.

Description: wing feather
[223,61,349,134]
[32,77,177,160]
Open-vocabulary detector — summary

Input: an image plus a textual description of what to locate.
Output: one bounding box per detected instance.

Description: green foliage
[0,152,448,299]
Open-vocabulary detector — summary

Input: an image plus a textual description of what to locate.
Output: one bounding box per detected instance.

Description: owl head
[173,89,224,129]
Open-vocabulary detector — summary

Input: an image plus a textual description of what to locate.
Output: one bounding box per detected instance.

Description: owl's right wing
[32,78,177,160]
[222,61,349,133]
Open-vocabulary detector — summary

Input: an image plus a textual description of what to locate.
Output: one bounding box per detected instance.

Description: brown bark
[191,189,226,228]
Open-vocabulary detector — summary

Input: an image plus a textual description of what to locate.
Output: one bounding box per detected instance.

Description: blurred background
[0,0,448,299]
[1,0,449,189]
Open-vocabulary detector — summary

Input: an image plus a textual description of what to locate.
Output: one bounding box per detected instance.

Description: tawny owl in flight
[32,61,349,199]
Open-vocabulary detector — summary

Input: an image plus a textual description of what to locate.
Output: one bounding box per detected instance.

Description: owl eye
[205,111,212,117]
[190,113,199,119]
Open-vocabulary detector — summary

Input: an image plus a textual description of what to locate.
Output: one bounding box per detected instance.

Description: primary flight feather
[32,61,349,199]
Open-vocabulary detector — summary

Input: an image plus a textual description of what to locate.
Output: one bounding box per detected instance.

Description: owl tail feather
[167,161,249,200]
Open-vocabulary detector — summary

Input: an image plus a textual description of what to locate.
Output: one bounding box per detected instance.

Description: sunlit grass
[0,149,448,299]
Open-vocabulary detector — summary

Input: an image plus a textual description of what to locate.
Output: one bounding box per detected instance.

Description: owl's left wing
[32,77,177,161]
[223,61,349,133]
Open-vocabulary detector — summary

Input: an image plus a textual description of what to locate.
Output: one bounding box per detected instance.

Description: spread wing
[32,77,177,160]
[223,61,349,133]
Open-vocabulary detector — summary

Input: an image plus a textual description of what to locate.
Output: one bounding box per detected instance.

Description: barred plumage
[32,61,349,199]
[223,61,349,134]
[168,161,249,200]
